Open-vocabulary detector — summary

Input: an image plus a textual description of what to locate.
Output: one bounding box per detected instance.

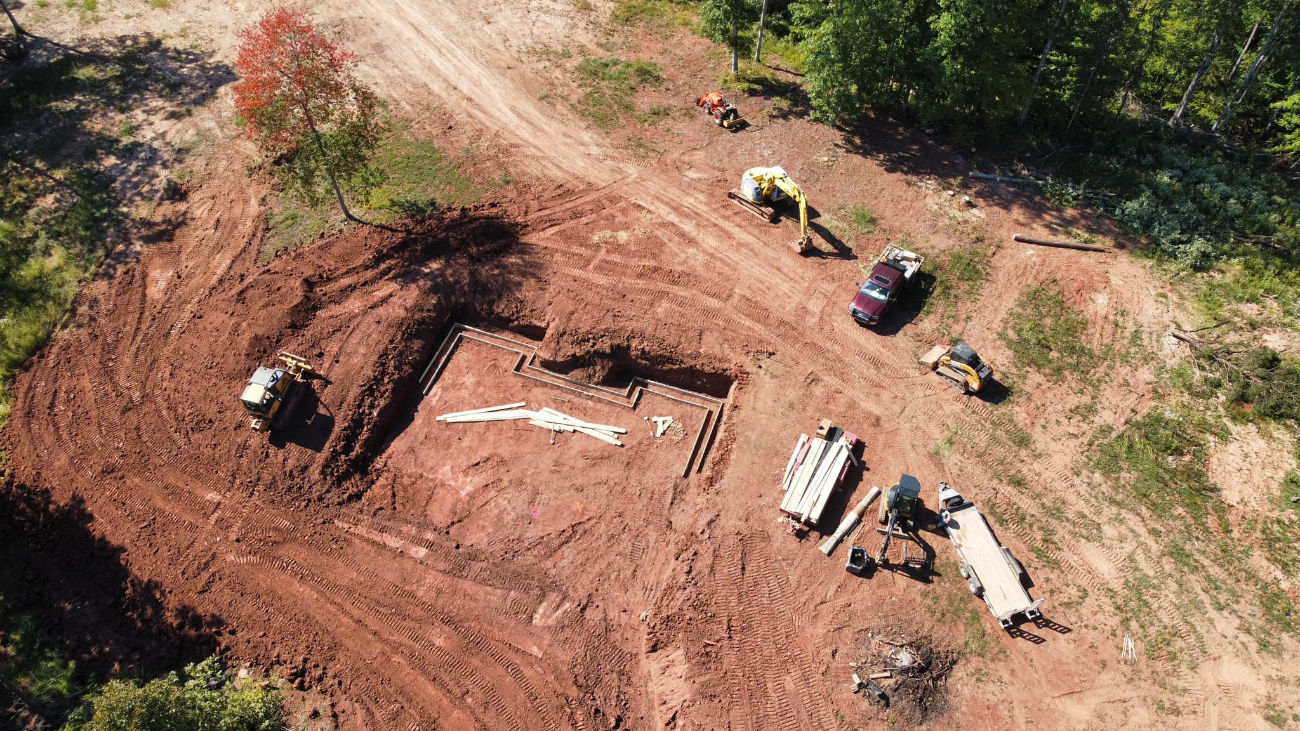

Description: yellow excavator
[240,351,314,432]
[727,166,813,253]
[920,342,994,394]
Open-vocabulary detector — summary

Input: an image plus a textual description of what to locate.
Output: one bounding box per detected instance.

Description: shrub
[68,656,283,731]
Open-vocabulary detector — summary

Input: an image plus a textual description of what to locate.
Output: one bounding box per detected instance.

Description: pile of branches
[1172,326,1300,422]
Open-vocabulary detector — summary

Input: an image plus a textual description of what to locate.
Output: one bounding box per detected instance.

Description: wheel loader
[920,341,994,394]
[240,352,314,432]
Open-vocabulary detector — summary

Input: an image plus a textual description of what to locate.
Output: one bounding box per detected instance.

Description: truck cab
[849,246,923,326]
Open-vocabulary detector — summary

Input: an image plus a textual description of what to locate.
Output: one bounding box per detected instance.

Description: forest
[701,0,1299,276]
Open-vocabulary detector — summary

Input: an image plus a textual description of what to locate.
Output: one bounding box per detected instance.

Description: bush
[68,656,283,731]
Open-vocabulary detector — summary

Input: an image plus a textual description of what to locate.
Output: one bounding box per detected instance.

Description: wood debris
[438,403,626,446]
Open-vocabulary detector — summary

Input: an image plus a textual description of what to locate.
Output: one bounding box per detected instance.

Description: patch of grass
[926,555,996,659]
[264,126,480,259]
[1091,405,1219,522]
[919,243,990,319]
[610,0,693,28]
[573,57,663,131]
[759,36,806,74]
[1283,470,1300,516]
[844,204,877,235]
[1000,281,1097,382]
[148,0,172,7]
[0,600,85,713]
[367,132,480,216]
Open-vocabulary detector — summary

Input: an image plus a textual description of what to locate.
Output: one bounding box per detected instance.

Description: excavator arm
[771,177,809,248]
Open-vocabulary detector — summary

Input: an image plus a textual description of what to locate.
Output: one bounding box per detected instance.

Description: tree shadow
[0,482,219,726]
[2,33,237,271]
[322,210,529,488]
[743,72,810,121]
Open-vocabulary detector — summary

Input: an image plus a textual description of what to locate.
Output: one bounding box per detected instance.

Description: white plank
[797,443,843,520]
[806,445,850,525]
[573,425,624,446]
[781,434,809,491]
[436,402,527,420]
[441,409,538,423]
[781,438,826,514]
[539,407,628,434]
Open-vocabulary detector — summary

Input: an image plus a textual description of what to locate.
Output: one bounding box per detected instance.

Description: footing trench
[420,324,727,477]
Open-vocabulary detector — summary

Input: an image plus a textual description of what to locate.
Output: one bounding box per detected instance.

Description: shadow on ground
[0,482,220,726]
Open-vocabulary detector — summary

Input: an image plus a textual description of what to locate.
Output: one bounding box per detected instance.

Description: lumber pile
[436,402,627,446]
[779,423,860,528]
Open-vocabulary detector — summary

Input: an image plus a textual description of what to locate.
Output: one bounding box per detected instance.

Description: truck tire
[967,576,983,597]
[959,563,970,580]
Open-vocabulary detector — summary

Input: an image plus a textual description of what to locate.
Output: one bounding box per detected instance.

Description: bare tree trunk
[1066,55,1102,133]
[730,17,738,73]
[301,108,364,224]
[753,0,767,63]
[1018,0,1070,127]
[1,0,28,58]
[1214,6,1287,133]
[1170,0,1239,126]
[1226,19,1261,81]
[1116,0,1171,119]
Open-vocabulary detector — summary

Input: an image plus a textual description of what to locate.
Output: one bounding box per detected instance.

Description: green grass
[920,243,991,319]
[926,554,996,659]
[264,127,482,260]
[1090,405,1220,522]
[759,36,806,74]
[573,57,663,130]
[999,282,1098,382]
[0,600,84,713]
[609,0,693,28]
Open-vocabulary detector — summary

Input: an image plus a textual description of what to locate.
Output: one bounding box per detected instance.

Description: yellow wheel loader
[727,166,813,253]
[920,342,994,394]
[240,352,314,432]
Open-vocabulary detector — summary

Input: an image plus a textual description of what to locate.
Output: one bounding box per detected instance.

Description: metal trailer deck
[937,482,1044,628]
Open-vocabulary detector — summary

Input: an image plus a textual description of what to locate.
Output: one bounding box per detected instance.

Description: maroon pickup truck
[849,246,924,326]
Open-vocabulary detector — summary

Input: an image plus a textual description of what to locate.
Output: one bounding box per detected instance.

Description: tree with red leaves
[233,7,384,223]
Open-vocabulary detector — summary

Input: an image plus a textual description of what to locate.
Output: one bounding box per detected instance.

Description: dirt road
[5,0,1295,728]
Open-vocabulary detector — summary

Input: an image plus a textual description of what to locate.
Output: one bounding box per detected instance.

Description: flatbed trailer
[937,482,1044,628]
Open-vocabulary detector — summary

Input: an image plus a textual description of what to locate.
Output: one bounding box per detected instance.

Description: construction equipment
[919,341,994,394]
[937,481,1044,628]
[727,166,813,253]
[696,91,744,129]
[848,246,924,326]
[874,474,922,567]
[240,352,314,432]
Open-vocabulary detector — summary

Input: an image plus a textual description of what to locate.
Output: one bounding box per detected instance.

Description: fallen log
[970,172,1039,185]
[1012,233,1109,253]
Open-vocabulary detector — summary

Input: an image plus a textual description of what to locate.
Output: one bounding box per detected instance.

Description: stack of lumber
[779,427,857,527]
[437,402,626,446]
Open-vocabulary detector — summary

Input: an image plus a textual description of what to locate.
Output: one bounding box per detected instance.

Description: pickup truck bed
[938,483,1044,628]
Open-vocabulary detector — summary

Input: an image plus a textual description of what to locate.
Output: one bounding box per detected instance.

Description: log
[1013,233,1108,253]
[970,172,1039,185]
[818,486,881,555]
[782,434,809,490]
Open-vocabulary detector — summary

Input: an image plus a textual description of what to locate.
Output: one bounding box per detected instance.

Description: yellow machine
[727,166,813,253]
[240,352,314,432]
[920,342,994,394]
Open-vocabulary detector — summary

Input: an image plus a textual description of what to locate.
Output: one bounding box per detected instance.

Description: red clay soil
[7,5,1288,729]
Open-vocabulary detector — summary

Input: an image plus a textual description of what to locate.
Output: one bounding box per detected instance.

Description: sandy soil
[5,0,1298,728]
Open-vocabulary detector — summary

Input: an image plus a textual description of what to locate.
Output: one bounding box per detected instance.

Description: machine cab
[240,366,286,417]
[889,474,922,517]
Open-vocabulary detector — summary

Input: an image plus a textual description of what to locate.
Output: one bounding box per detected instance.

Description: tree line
[702,0,1300,155]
